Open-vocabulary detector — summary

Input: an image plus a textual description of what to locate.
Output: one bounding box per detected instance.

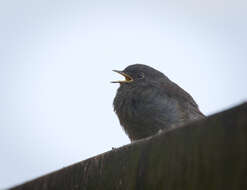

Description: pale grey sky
[0,0,247,188]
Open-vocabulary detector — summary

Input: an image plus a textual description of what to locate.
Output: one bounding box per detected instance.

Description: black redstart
[112,64,204,141]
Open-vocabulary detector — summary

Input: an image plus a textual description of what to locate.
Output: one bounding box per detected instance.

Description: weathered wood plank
[10,103,247,190]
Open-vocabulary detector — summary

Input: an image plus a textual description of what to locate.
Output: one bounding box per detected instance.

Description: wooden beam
[10,103,247,190]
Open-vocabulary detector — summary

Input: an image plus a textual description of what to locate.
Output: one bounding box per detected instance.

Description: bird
[112,64,205,142]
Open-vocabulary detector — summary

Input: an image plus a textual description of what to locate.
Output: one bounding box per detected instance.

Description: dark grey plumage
[113,64,204,141]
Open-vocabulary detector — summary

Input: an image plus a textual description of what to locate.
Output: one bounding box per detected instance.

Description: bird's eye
[137,73,144,79]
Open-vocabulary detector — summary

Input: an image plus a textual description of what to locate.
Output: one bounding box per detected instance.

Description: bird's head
[111,64,165,85]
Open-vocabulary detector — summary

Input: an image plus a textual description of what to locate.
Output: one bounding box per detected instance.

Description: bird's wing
[157,79,205,118]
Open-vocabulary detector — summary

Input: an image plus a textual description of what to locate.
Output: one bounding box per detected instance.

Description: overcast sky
[0,0,247,188]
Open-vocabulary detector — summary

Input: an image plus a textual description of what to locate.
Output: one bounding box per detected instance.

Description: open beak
[111,70,134,83]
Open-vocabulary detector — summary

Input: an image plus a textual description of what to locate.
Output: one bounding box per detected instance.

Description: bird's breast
[114,88,137,120]
[113,85,158,124]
